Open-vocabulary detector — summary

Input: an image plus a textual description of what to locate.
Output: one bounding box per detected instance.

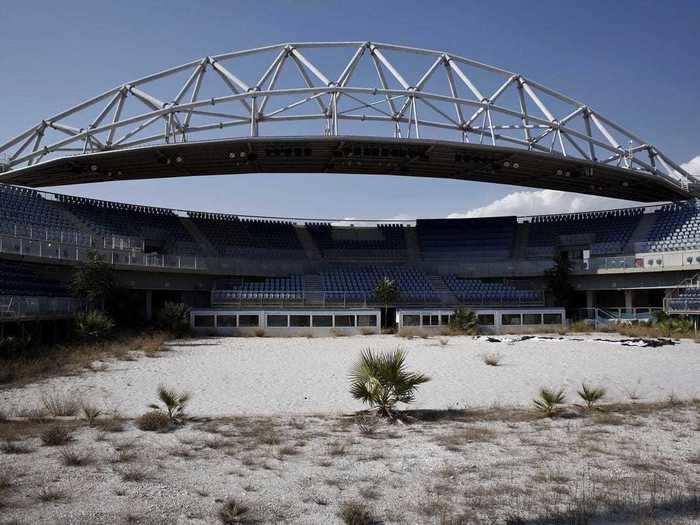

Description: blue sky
[1,0,699,219]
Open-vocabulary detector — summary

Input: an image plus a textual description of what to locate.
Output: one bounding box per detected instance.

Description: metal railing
[211,290,545,308]
[574,307,662,328]
[0,220,143,251]
[0,295,81,320]
[0,233,199,270]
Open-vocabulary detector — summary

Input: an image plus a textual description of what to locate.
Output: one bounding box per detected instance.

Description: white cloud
[448,189,639,219]
[681,155,700,176]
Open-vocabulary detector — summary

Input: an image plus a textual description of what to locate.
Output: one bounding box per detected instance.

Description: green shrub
[577,383,606,410]
[532,387,567,417]
[74,310,115,340]
[156,302,191,337]
[448,306,478,335]
[148,386,190,424]
[349,348,430,418]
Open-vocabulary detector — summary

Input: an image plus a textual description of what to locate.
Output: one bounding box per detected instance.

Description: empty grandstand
[0,41,698,333]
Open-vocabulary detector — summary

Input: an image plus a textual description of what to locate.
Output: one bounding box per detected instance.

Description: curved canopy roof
[0,41,696,200]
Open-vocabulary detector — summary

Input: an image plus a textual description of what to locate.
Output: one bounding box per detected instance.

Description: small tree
[71,250,115,311]
[156,302,191,337]
[545,252,575,314]
[349,348,430,418]
[448,306,478,335]
[374,276,400,327]
[74,310,115,340]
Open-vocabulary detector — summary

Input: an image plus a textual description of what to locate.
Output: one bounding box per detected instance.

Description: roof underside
[0,137,689,202]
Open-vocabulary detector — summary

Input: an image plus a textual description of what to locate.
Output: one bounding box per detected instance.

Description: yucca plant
[148,386,190,424]
[349,348,430,419]
[448,306,478,335]
[577,383,606,410]
[532,387,567,417]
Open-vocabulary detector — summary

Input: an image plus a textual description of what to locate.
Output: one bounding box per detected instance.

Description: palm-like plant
[532,387,567,417]
[448,306,478,335]
[577,383,606,409]
[148,386,190,424]
[374,277,400,328]
[349,348,430,418]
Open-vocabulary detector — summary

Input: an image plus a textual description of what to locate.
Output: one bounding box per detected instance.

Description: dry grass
[120,466,147,482]
[135,411,171,432]
[0,333,178,386]
[398,327,431,338]
[40,426,72,446]
[37,488,65,502]
[59,446,94,467]
[338,500,375,525]
[218,497,250,524]
[482,352,502,366]
[40,390,82,417]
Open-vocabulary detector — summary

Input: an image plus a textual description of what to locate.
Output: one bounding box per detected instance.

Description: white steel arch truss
[0,41,694,189]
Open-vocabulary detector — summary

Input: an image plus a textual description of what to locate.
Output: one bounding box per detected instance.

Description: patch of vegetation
[40,426,72,446]
[338,500,375,525]
[135,411,172,432]
[532,387,567,417]
[148,386,190,424]
[578,382,606,410]
[75,310,115,340]
[448,306,478,335]
[349,348,430,418]
[218,497,250,524]
[59,446,94,467]
[482,352,502,366]
[41,390,82,417]
[156,302,191,337]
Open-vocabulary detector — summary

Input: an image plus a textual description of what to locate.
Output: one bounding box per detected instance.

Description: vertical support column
[586,290,595,310]
[624,289,633,310]
[145,290,153,322]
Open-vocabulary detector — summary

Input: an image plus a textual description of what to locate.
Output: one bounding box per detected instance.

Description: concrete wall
[190,308,382,336]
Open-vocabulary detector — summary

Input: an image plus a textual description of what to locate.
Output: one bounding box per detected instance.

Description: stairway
[295,226,322,259]
[624,212,658,252]
[427,275,458,304]
[404,227,421,259]
[512,222,530,258]
[179,217,218,256]
[302,273,324,305]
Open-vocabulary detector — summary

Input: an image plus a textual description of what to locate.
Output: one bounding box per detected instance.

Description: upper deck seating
[306,223,406,257]
[645,200,700,252]
[320,266,436,302]
[444,275,540,304]
[527,208,643,257]
[57,195,196,252]
[416,217,515,259]
[189,213,303,257]
[0,184,77,237]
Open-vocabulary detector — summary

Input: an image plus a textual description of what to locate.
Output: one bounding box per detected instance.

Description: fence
[0,295,81,321]
[211,290,545,309]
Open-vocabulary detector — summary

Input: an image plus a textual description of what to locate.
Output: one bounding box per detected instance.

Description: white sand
[1,334,698,417]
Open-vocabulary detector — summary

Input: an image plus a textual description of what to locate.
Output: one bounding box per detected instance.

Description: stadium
[2,27,700,525]
[1,41,699,336]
